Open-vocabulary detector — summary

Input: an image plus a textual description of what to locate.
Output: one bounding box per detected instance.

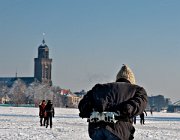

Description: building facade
[148,95,171,112]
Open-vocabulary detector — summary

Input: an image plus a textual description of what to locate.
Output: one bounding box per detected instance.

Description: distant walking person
[39,100,46,126]
[140,110,147,125]
[150,108,153,116]
[45,100,55,128]
[133,116,136,124]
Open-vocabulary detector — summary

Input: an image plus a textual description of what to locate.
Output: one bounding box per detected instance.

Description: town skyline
[0,1,180,102]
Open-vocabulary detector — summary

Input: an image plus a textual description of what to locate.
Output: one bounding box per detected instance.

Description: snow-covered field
[0,107,180,140]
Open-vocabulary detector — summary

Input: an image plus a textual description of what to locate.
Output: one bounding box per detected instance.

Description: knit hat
[116,64,136,84]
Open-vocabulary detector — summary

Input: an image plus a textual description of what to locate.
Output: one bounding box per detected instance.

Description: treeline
[0,79,79,108]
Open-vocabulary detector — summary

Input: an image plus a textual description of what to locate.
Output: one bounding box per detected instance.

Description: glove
[79,112,91,118]
[116,103,132,117]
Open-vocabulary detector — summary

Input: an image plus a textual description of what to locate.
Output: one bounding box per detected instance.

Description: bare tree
[8,79,27,106]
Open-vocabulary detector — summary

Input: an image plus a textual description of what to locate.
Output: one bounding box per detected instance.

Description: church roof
[0,77,35,87]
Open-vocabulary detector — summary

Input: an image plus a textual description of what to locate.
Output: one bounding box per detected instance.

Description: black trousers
[46,113,53,128]
[40,116,46,126]
[140,117,145,124]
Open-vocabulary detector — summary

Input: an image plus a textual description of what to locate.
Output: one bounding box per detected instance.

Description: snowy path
[0,107,179,140]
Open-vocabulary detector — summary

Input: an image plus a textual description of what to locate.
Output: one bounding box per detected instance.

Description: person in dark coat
[150,108,153,116]
[140,110,147,125]
[45,100,55,128]
[133,116,136,124]
[78,64,148,140]
[39,100,46,126]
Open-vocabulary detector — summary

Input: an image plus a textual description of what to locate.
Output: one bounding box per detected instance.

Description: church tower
[34,38,52,85]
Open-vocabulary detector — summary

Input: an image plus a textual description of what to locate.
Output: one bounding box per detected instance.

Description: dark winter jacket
[78,80,147,140]
[45,103,55,117]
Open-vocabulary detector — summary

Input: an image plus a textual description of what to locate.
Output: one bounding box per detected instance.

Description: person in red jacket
[39,100,46,126]
[78,64,148,140]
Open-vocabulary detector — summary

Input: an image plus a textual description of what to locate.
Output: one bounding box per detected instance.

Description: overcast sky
[0,0,180,102]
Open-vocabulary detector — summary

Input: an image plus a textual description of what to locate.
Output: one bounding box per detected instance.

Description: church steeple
[42,33,46,45]
[34,35,52,86]
[42,39,45,44]
[38,35,49,59]
[15,69,17,78]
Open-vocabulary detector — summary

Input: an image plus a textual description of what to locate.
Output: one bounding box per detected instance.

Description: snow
[0,107,180,140]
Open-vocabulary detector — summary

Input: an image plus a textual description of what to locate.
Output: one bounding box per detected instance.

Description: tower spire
[15,68,17,78]
[42,32,45,44]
